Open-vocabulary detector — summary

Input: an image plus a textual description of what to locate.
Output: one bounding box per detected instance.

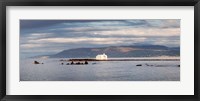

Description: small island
[57,53,180,66]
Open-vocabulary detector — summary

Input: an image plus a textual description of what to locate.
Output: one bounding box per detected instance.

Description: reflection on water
[20,58,180,81]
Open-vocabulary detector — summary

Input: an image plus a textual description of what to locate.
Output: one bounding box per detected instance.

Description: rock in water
[34,61,40,64]
[136,64,142,66]
[85,61,88,64]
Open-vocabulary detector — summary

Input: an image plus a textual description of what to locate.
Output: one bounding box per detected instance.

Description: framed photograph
[0,0,199,101]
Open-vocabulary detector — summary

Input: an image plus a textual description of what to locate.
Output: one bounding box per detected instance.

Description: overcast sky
[20,19,180,57]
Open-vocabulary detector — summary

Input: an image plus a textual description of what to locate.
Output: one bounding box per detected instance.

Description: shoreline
[68,58,180,61]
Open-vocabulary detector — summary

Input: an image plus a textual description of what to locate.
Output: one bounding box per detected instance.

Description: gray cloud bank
[20,19,180,57]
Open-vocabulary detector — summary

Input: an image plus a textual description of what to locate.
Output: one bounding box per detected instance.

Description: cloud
[91,28,180,37]
[28,37,146,44]
[30,33,53,37]
[20,19,180,30]
[20,19,180,57]
[20,44,43,48]
[146,19,180,28]
[20,20,127,30]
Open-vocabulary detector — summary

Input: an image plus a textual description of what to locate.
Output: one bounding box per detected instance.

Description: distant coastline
[31,45,180,59]
[67,58,180,61]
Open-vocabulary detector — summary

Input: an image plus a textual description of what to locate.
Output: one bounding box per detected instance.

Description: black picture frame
[0,0,199,101]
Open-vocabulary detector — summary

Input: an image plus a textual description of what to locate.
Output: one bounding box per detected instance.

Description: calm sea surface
[20,58,180,81]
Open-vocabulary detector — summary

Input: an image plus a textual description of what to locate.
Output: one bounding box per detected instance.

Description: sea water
[20,58,180,81]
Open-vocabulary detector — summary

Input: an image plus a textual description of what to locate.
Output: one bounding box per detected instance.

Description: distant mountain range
[43,45,180,58]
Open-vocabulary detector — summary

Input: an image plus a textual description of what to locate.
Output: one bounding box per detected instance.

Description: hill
[48,45,180,58]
